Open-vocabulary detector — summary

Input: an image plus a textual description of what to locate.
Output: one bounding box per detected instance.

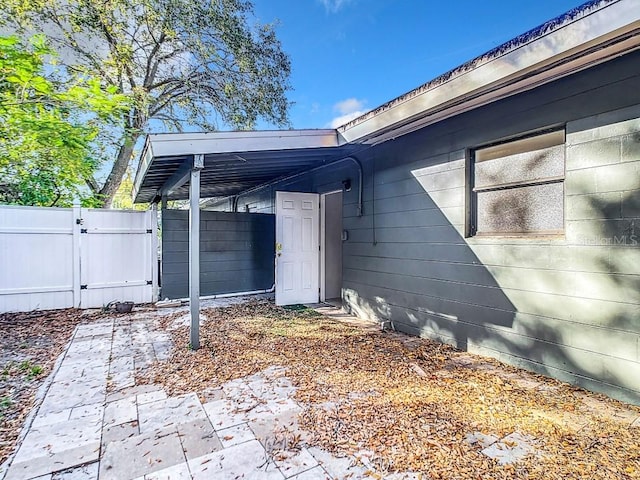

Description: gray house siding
[212,50,640,404]
[161,210,274,299]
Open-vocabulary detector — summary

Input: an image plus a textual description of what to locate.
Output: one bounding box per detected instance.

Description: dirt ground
[0,308,116,465]
[141,300,640,480]
[2,301,639,479]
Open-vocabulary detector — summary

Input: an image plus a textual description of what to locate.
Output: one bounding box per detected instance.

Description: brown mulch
[0,308,105,465]
[140,299,640,480]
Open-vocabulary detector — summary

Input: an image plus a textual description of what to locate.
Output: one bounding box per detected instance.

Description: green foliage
[0,35,128,206]
[27,365,43,379]
[17,360,43,379]
[17,360,31,371]
[0,395,12,414]
[0,360,43,381]
[111,168,148,210]
[3,0,292,206]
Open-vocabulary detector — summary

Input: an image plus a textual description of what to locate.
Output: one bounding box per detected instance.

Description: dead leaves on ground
[140,300,640,479]
[0,308,102,464]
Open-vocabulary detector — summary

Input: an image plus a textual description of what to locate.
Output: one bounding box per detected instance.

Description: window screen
[471,129,565,235]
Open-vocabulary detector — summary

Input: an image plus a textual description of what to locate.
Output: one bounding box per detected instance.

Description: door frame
[319,190,343,302]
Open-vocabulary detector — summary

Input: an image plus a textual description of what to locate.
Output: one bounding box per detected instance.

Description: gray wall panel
[161,210,274,299]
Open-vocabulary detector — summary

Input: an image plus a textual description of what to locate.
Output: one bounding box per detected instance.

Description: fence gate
[0,205,158,312]
[79,208,157,308]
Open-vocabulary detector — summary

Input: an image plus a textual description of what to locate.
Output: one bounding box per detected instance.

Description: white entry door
[275,191,319,306]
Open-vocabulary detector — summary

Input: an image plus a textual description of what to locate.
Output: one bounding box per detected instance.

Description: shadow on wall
[342,156,640,404]
[342,155,518,352]
[249,214,276,291]
[586,189,640,333]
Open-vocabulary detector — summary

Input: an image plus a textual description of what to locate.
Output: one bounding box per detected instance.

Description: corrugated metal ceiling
[134,145,358,203]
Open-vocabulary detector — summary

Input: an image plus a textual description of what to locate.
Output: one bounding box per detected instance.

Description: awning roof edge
[133,129,348,203]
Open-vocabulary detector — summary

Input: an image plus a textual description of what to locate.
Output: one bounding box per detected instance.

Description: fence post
[150,204,159,302]
[72,203,82,308]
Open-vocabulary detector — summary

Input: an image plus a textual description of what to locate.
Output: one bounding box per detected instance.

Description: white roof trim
[146,129,342,157]
[133,129,343,202]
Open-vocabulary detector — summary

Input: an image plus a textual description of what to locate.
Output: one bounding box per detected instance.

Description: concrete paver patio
[1,299,409,480]
[1,296,638,480]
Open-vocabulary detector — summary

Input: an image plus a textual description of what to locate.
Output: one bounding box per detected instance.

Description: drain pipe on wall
[272,155,364,215]
[177,284,275,303]
[206,155,365,217]
[243,155,363,216]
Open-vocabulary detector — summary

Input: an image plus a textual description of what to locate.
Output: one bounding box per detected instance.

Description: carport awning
[133,130,357,203]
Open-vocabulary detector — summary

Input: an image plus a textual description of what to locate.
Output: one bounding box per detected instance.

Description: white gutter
[145,129,341,157]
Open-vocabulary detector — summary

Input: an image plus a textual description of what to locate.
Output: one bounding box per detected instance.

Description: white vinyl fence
[0,205,158,312]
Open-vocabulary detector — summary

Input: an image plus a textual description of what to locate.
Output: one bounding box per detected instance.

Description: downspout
[346,156,364,217]
[372,157,377,245]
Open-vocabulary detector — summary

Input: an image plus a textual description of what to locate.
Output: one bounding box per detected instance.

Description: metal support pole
[158,196,166,301]
[189,154,204,349]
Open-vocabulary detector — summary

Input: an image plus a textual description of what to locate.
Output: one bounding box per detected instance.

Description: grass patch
[6,360,45,380]
[0,396,12,410]
[27,365,43,380]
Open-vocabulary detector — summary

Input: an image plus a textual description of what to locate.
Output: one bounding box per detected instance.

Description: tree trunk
[99,135,139,208]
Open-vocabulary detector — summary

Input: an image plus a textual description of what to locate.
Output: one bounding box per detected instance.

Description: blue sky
[251,0,585,130]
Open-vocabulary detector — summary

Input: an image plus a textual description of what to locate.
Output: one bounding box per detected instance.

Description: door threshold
[322,297,342,308]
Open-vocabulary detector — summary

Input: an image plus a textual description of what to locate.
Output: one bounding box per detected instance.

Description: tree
[3,0,292,207]
[111,168,147,210]
[0,35,127,206]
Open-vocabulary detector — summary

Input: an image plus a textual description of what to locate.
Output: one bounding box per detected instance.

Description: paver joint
[4,297,637,480]
[1,298,386,480]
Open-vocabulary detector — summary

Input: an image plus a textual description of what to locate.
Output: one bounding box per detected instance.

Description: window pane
[476,182,564,234]
[475,144,564,189]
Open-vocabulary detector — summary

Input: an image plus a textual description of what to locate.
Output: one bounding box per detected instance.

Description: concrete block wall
[161,210,275,299]
[449,106,640,404]
[212,50,640,404]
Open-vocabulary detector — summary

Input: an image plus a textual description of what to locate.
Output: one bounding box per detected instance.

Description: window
[469,129,565,236]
